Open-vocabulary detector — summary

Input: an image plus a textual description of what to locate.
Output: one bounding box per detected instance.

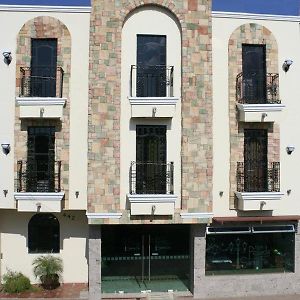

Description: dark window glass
[244,129,268,192]
[136,35,167,97]
[31,39,57,97]
[136,125,167,194]
[27,127,55,192]
[28,213,59,253]
[242,44,266,103]
[206,233,295,275]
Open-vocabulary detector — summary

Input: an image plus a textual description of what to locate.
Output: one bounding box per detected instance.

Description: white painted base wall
[0,210,88,283]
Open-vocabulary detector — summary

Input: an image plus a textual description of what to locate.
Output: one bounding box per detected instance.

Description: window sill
[15,192,65,212]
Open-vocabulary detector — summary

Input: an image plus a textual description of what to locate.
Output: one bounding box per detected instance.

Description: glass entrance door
[102,225,190,293]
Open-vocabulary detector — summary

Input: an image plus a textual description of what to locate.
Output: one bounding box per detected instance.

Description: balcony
[236,72,285,122]
[16,67,66,119]
[127,161,177,215]
[14,160,64,212]
[128,65,179,118]
[235,162,284,211]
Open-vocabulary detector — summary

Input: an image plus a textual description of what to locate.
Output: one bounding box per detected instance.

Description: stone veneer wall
[228,23,279,208]
[88,0,213,220]
[15,17,71,206]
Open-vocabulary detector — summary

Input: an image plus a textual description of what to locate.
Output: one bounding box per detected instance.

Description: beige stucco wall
[120,6,182,209]
[0,8,89,210]
[0,210,88,283]
[212,15,300,216]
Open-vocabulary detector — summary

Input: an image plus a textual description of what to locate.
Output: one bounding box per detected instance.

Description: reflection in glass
[206,233,294,275]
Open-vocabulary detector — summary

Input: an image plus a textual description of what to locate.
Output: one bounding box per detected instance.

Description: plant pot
[40,274,60,290]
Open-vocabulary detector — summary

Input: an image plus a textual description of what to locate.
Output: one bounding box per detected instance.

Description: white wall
[0,8,90,210]
[0,210,88,283]
[212,15,300,216]
[120,6,182,208]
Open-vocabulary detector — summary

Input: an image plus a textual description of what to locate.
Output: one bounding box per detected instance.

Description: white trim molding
[16,97,66,106]
[128,97,179,105]
[86,212,123,219]
[235,192,284,202]
[127,194,177,203]
[237,103,285,113]
[14,192,65,201]
[180,212,214,219]
[0,4,91,13]
[212,11,300,22]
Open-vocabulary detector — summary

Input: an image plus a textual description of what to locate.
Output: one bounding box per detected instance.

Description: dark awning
[213,215,300,224]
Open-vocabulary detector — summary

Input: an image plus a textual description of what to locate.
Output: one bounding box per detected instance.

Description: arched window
[28,213,59,253]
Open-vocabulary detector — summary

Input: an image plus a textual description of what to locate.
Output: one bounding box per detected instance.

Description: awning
[213,215,300,224]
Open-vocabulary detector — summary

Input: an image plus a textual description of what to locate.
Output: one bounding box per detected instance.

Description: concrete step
[147,292,174,300]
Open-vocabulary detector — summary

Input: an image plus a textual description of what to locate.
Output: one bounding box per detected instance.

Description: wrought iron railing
[20,67,64,98]
[237,162,280,192]
[130,65,174,97]
[16,160,62,192]
[236,72,280,104]
[130,161,174,194]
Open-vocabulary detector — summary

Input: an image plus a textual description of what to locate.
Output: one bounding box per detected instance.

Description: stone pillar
[88,225,101,300]
[190,224,206,298]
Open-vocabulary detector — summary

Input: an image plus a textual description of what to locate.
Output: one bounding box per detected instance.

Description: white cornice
[180,212,214,219]
[235,192,284,201]
[127,194,177,203]
[129,97,179,105]
[16,97,66,106]
[212,11,300,22]
[237,103,285,112]
[14,192,65,201]
[0,4,91,13]
[86,213,123,219]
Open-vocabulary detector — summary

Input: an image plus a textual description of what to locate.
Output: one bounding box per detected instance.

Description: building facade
[1,0,300,299]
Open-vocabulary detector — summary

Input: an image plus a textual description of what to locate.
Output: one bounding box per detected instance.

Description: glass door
[102,225,190,293]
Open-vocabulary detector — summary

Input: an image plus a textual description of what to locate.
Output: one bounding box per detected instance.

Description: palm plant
[32,255,63,290]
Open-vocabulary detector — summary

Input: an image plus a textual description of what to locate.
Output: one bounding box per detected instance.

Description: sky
[0,0,300,16]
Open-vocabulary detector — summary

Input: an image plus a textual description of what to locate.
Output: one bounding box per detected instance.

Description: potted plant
[32,255,63,290]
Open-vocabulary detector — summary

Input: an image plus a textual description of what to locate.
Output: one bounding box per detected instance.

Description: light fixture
[286,145,295,155]
[3,190,8,197]
[1,142,10,155]
[75,191,79,198]
[2,51,12,65]
[282,59,293,72]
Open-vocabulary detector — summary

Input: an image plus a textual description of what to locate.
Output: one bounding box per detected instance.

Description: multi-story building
[0,0,90,285]
[1,0,300,299]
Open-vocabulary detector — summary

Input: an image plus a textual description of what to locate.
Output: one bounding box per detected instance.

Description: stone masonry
[228,23,280,208]
[15,16,71,206]
[88,0,213,222]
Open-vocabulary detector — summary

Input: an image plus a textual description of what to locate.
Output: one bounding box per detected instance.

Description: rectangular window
[136,35,167,97]
[27,127,56,192]
[242,44,266,103]
[206,232,295,275]
[135,125,167,194]
[31,38,58,97]
[244,129,268,192]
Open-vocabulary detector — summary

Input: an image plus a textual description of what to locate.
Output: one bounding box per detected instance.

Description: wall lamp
[1,143,10,155]
[2,51,12,65]
[282,59,293,72]
[286,145,295,155]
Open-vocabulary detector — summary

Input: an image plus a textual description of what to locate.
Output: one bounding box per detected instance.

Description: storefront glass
[206,232,295,275]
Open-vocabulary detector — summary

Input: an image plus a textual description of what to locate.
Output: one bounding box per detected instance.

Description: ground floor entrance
[101,225,190,293]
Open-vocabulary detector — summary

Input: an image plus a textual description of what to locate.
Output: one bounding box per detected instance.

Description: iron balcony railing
[20,67,64,98]
[130,65,174,97]
[237,161,280,193]
[16,160,62,193]
[236,72,280,104]
[130,161,174,194]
